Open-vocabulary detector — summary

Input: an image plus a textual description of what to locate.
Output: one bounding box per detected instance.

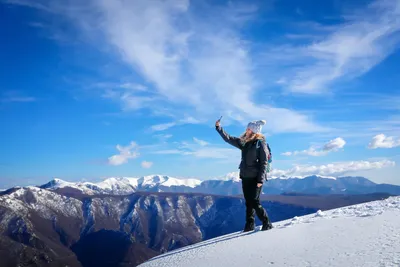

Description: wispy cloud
[153,133,173,141]
[151,122,177,132]
[1,91,36,103]
[317,116,400,143]
[3,0,52,12]
[193,137,208,146]
[184,147,238,160]
[180,116,201,124]
[273,0,400,94]
[141,161,153,169]
[337,93,400,112]
[6,0,327,134]
[368,134,400,149]
[108,141,139,166]
[282,137,346,156]
[2,96,36,102]
[153,149,182,155]
[96,82,158,111]
[270,159,395,177]
[150,116,202,132]
[153,137,238,160]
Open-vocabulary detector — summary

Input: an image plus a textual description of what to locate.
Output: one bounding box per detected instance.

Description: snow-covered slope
[139,196,400,267]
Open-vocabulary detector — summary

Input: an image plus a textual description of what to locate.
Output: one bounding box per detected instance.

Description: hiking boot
[261,221,273,231]
[243,221,255,232]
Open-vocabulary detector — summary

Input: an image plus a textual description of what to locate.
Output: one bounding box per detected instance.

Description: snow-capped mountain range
[0,185,315,266]
[139,196,400,267]
[34,173,400,196]
[0,174,396,267]
[39,175,201,195]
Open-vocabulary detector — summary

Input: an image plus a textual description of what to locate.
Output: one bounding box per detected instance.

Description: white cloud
[108,141,139,165]
[8,0,327,134]
[272,0,400,94]
[150,116,202,132]
[323,137,346,151]
[180,116,202,124]
[368,134,400,149]
[151,122,177,132]
[269,159,395,178]
[141,161,153,168]
[282,137,346,156]
[193,137,208,146]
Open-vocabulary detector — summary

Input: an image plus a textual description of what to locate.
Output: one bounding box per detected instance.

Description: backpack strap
[256,139,272,173]
[256,139,261,149]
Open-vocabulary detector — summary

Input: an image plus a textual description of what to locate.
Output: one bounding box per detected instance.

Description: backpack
[256,140,272,173]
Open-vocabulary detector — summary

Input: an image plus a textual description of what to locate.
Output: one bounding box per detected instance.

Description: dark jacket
[216,125,269,183]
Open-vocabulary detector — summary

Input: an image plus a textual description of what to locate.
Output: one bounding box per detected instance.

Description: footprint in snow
[314,210,325,217]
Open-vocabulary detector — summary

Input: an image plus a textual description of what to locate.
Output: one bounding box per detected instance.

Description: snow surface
[139,196,400,267]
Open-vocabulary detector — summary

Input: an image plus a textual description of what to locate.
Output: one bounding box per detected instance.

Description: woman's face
[245,128,253,136]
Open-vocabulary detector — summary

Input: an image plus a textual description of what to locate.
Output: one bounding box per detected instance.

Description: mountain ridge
[0,186,319,267]
[32,174,400,196]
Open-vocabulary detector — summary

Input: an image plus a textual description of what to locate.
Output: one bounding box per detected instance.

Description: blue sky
[1,0,400,188]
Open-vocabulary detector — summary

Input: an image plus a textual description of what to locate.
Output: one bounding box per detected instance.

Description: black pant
[242,178,270,224]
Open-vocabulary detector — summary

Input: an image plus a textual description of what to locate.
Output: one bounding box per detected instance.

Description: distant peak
[46,178,67,185]
[216,172,241,182]
[268,175,337,180]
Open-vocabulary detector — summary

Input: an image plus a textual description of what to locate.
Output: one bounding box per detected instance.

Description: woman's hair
[240,132,265,143]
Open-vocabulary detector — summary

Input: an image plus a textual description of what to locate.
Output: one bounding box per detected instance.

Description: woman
[215,118,273,232]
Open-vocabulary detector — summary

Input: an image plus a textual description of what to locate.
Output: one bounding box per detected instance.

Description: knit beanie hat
[247,120,266,134]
